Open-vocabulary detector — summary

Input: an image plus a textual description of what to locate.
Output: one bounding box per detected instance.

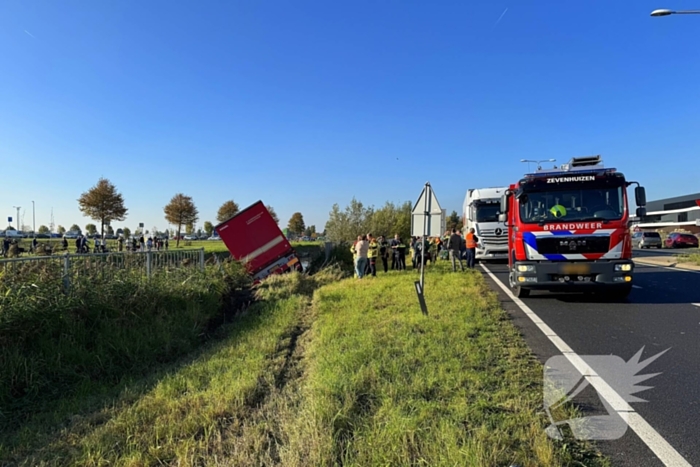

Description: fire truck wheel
[509,272,531,298]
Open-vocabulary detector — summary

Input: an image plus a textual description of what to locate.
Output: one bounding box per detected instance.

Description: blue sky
[1,1,698,233]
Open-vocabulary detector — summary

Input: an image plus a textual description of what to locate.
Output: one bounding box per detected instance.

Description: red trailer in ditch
[215,201,302,284]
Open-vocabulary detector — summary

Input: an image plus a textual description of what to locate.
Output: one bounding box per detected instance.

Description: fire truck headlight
[615,264,632,272]
[517,265,535,272]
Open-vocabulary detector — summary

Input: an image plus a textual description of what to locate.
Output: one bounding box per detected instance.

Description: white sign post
[411,182,444,314]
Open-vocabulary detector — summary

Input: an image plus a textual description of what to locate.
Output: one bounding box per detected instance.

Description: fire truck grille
[535,236,610,255]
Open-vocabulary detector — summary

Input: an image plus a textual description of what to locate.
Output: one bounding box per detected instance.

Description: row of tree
[68,178,311,247]
[323,198,463,244]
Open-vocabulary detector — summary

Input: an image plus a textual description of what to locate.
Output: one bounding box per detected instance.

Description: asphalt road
[481,258,700,467]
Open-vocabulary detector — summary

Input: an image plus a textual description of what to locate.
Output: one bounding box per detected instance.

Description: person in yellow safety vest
[465,227,479,269]
[351,237,359,278]
[367,233,378,277]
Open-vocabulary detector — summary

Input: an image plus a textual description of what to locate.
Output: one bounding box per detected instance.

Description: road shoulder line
[480,263,691,467]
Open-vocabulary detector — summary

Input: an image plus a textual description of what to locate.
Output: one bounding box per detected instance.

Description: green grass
[279,263,606,467]
[1,263,607,466]
[0,258,250,436]
[677,252,700,266]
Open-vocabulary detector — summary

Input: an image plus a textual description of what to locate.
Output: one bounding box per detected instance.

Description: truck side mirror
[498,213,507,223]
[635,186,646,207]
[500,195,509,215]
[636,207,646,218]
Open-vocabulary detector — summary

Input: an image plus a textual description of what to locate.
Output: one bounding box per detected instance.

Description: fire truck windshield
[518,186,624,224]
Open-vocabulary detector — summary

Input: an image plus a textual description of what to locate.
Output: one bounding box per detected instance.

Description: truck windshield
[474,204,501,222]
[519,186,624,224]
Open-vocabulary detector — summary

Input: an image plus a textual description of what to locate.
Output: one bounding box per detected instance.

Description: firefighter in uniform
[367,233,378,277]
[465,227,478,269]
[378,235,389,273]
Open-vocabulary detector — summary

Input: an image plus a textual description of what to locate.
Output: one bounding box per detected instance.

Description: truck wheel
[509,271,530,298]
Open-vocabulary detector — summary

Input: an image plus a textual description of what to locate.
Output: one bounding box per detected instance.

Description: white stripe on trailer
[243,236,284,263]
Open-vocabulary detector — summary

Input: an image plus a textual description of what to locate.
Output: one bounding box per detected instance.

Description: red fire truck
[215,201,303,284]
[498,155,647,299]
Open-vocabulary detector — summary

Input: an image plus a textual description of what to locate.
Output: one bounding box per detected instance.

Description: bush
[0,260,248,427]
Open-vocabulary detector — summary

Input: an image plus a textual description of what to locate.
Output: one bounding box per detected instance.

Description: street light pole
[651,8,700,16]
[12,206,21,231]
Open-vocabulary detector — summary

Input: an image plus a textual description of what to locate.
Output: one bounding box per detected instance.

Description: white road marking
[480,264,691,467]
[632,285,643,289]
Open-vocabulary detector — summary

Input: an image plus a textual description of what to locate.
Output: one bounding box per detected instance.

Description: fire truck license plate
[562,264,590,274]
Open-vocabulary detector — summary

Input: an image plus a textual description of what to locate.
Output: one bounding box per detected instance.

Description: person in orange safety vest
[465,228,478,269]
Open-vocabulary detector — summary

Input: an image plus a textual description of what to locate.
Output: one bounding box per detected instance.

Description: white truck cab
[463,187,509,260]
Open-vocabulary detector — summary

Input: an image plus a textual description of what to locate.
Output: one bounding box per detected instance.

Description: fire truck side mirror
[498,213,507,223]
[634,186,646,207]
[636,207,647,218]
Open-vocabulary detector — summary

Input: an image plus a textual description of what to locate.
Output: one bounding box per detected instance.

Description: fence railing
[0,248,205,290]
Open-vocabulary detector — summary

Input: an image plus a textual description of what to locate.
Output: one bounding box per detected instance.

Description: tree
[164,193,199,248]
[217,200,239,223]
[106,225,115,236]
[69,224,82,233]
[324,198,411,244]
[447,210,462,231]
[203,221,214,236]
[57,225,66,234]
[303,225,317,237]
[288,212,305,236]
[123,227,131,238]
[266,205,279,224]
[185,222,194,235]
[38,225,50,234]
[85,223,97,235]
[77,178,128,239]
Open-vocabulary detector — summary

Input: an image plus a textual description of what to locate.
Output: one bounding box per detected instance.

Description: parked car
[632,231,662,249]
[63,231,81,239]
[183,234,198,241]
[665,232,699,249]
[207,235,222,241]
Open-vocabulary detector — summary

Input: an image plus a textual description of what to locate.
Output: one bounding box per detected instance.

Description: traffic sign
[411,183,444,237]
[7,217,11,223]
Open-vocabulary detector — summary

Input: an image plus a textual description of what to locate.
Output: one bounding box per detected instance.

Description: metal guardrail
[0,248,206,290]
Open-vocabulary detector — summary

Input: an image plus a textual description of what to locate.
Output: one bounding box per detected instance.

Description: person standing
[354,235,369,279]
[465,227,479,269]
[396,236,407,270]
[378,235,389,273]
[367,233,378,277]
[350,237,359,278]
[165,237,169,251]
[390,234,399,270]
[447,229,464,272]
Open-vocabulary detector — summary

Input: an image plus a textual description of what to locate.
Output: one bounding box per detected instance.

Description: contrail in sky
[494,8,508,27]
[24,30,36,39]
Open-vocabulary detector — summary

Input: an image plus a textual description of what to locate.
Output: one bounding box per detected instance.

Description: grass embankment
[2,262,606,466]
[677,252,700,266]
[0,258,250,438]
